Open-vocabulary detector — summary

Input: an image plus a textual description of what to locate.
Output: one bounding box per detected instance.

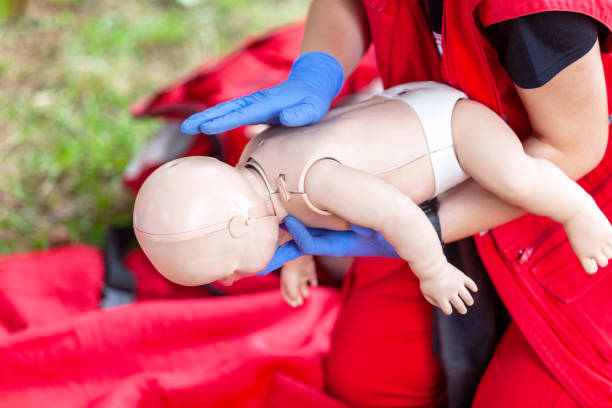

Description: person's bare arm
[300,0,371,77]
[439,41,609,243]
[306,159,477,314]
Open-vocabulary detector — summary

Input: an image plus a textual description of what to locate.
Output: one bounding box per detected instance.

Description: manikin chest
[237,96,434,229]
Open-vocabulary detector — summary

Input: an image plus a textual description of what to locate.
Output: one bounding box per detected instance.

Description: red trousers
[473,323,580,408]
[325,258,444,407]
[326,258,579,407]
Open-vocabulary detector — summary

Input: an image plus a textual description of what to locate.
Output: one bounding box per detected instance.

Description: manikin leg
[451,100,612,273]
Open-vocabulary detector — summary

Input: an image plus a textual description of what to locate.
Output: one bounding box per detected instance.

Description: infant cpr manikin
[134,82,612,315]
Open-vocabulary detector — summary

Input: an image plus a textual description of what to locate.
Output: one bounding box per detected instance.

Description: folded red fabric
[0,245,342,407]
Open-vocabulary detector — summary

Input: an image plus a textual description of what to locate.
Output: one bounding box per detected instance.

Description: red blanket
[0,245,345,407]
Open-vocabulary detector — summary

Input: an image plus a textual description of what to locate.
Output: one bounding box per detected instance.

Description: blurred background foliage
[0,0,307,253]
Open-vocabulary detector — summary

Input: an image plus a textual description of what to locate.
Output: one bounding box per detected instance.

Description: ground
[0,0,307,253]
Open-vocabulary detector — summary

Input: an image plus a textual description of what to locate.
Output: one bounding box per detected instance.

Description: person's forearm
[439,41,608,244]
[300,0,371,77]
[437,178,523,243]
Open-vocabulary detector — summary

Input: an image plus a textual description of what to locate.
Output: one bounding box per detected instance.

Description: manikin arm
[439,42,608,244]
[306,159,477,314]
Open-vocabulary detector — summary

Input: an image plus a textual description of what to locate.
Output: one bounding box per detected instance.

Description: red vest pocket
[530,241,612,304]
[530,146,612,304]
[530,240,612,363]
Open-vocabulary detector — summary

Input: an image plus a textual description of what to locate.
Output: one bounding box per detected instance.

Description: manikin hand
[280,255,318,307]
[419,262,478,315]
[260,216,398,274]
[180,52,344,135]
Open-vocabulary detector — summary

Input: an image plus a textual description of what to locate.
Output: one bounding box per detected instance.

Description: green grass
[0,0,307,253]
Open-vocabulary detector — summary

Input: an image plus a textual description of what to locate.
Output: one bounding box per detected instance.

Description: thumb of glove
[284,216,317,254]
[258,240,302,275]
[349,223,379,238]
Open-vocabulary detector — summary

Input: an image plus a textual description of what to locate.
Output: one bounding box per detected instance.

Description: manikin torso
[239,87,443,229]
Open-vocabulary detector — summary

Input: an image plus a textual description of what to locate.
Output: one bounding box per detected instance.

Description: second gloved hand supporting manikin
[134,82,612,315]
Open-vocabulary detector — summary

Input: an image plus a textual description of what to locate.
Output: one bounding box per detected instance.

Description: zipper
[516,169,612,264]
[516,225,560,264]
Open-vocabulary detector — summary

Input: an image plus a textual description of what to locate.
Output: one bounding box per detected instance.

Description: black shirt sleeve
[485,11,606,89]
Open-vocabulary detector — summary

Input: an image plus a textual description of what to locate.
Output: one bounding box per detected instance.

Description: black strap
[101,226,138,308]
[419,199,510,407]
[433,238,509,408]
[419,198,443,244]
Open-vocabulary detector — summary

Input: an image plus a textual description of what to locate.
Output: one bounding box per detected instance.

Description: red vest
[362,0,612,405]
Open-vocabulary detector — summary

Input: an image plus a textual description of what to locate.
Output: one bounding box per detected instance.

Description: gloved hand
[259,216,399,275]
[180,51,344,135]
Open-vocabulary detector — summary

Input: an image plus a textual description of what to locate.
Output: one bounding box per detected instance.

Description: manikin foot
[564,197,612,274]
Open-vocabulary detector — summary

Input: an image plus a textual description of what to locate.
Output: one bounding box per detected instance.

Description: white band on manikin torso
[378,81,469,197]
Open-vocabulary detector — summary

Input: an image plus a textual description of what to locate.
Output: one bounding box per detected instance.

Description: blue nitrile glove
[259,216,399,275]
[181,51,344,135]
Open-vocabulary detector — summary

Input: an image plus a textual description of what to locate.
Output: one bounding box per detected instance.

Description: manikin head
[133,156,279,286]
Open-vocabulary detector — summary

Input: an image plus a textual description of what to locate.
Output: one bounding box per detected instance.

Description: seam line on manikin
[374,144,459,176]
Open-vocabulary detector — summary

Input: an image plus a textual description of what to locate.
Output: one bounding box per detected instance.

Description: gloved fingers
[190,87,289,134]
[284,217,317,253]
[284,216,327,235]
[279,96,322,127]
[259,241,302,275]
[181,98,246,134]
[198,99,279,134]
[283,216,305,231]
[285,216,366,257]
[349,223,378,237]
